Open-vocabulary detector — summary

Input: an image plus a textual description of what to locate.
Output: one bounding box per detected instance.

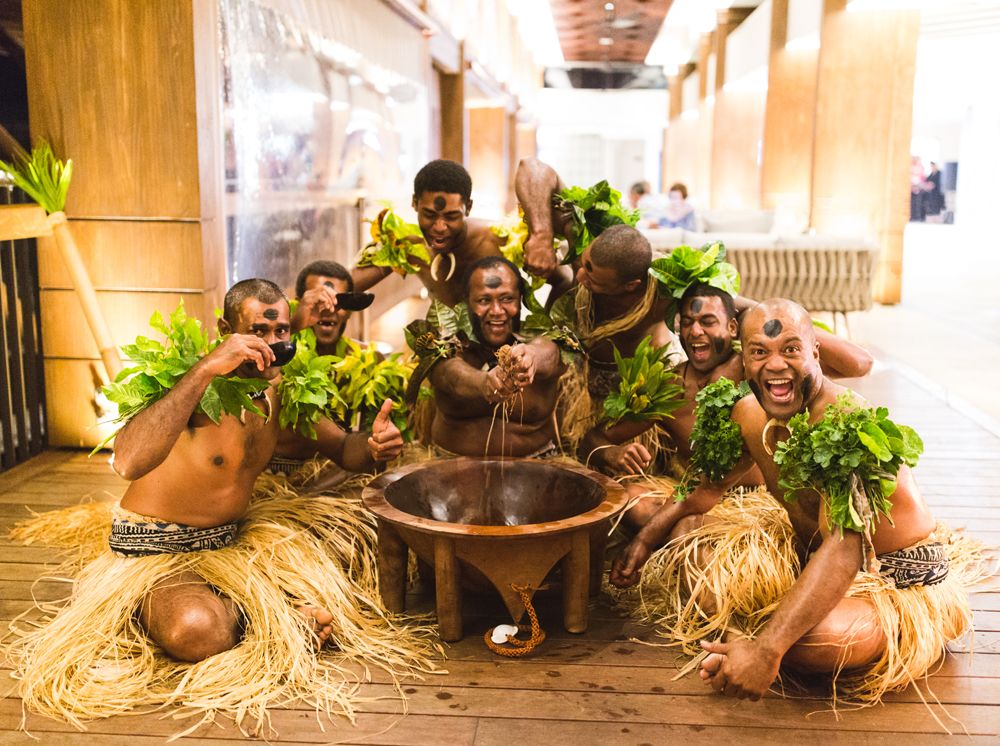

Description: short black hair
[589,225,652,284]
[295,260,353,299]
[414,159,473,203]
[462,256,526,302]
[224,279,287,326]
[630,181,649,197]
[668,182,689,199]
[680,282,737,321]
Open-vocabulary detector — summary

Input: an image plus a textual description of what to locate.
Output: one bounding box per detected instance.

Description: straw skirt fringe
[614,488,988,703]
[7,481,441,732]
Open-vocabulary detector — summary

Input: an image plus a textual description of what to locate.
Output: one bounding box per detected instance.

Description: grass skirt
[7,479,442,733]
[613,488,989,703]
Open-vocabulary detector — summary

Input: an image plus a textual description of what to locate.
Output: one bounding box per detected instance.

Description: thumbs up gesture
[368,399,404,462]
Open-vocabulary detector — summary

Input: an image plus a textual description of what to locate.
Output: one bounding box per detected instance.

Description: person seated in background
[352,159,572,307]
[580,283,873,528]
[429,256,567,458]
[629,180,670,230]
[658,182,697,231]
[609,298,981,706]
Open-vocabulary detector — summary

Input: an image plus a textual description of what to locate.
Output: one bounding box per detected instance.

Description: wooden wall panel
[664,119,699,198]
[710,90,766,209]
[39,290,204,360]
[694,99,714,207]
[468,106,508,217]
[42,360,119,448]
[22,0,201,219]
[811,0,920,303]
[761,0,818,225]
[36,222,203,290]
[439,64,466,165]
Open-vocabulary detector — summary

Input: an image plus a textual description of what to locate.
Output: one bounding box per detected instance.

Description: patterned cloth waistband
[109,504,238,557]
[876,542,949,590]
[266,455,306,476]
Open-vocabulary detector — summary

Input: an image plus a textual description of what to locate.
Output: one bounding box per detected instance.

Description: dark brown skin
[289,274,351,356]
[113,297,404,660]
[430,265,567,457]
[351,189,572,307]
[609,299,935,700]
[582,295,873,483]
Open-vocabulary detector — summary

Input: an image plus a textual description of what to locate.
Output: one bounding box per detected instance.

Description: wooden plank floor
[2,368,999,744]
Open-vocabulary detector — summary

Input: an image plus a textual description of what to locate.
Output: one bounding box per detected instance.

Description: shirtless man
[580,284,874,522]
[352,159,571,307]
[610,299,943,700]
[289,259,356,358]
[112,278,403,662]
[429,256,567,458]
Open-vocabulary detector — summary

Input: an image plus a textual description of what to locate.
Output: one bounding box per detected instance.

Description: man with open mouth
[429,256,566,459]
[609,298,982,707]
[352,159,572,309]
[580,281,873,528]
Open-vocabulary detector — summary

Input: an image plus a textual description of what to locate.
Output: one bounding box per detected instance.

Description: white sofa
[641,225,882,314]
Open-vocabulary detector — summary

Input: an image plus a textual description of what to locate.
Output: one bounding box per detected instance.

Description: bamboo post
[47,211,123,380]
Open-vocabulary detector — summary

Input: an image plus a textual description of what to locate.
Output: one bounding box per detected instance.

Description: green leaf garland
[648,242,741,331]
[601,336,685,427]
[552,180,641,265]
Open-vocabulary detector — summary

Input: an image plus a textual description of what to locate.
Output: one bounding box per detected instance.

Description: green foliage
[521,287,582,364]
[0,140,72,214]
[277,336,348,440]
[356,202,430,275]
[602,337,685,427]
[648,243,741,331]
[490,210,553,292]
[773,393,923,535]
[675,377,752,500]
[554,180,641,265]
[97,302,269,451]
[333,341,415,441]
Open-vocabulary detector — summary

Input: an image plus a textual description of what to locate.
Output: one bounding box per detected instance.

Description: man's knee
[668,513,708,543]
[784,601,886,673]
[155,600,240,662]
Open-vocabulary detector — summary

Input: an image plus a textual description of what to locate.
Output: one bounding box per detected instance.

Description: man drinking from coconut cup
[429,256,568,459]
[579,276,873,529]
[609,298,981,706]
[8,279,439,727]
[352,159,572,308]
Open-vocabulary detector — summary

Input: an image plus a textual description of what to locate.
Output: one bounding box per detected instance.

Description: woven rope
[484,584,547,658]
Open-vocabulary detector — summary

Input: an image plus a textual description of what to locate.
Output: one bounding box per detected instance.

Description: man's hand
[482,365,520,404]
[202,333,275,377]
[604,443,651,475]
[523,232,557,279]
[292,284,338,333]
[609,538,653,589]
[506,344,536,388]
[699,639,781,701]
[368,399,404,462]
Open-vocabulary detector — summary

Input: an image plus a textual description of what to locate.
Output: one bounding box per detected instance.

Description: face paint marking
[690,298,703,314]
[801,373,814,403]
[748,380,762,400]
[324,281,336,289]
[483,274,502,289]
[213,456,224,466]
[263,308,279,320]
[433,195,446,211]
[713,337,728,355]
[763,319,782,338]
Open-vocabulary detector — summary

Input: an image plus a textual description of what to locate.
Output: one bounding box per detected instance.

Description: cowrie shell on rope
[490,624,519,644]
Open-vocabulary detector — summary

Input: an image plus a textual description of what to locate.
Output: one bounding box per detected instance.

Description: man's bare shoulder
[465,219,504,253]
[732,394,766,431]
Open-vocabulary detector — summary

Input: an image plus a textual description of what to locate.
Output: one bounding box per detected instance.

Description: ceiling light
[599,37,614,45]
[605,2,614,9]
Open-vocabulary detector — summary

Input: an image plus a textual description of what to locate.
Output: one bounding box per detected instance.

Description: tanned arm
[309,399,403,472]
[700,529,863,701]
[609,450,757,588]
[112,334,275,481]
[579,418,656,473]
[514,157,568,279]
[350,265,392,294]
[290,282,338,335]
[430,355,519,406]
[815,327,874,379]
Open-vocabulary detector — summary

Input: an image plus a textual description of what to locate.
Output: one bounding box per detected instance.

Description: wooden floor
[2,368,999,745]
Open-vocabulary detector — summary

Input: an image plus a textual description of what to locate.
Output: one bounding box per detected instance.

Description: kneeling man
[430,256,567,458]
[611,299,980,704]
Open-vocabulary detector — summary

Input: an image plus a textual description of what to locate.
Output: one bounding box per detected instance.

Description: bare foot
[296,605,334,649]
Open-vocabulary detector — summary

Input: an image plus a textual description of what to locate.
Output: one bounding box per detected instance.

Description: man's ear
[411,194,418,211]
[218,317,233,336]
[624,278,641,293]
[465,198,473,216]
